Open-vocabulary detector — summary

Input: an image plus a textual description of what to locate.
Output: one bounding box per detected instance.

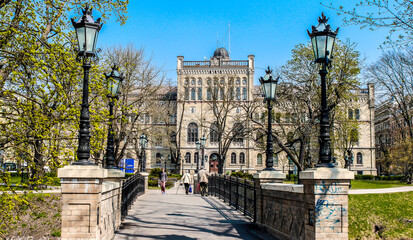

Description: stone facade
[130,47,376,175]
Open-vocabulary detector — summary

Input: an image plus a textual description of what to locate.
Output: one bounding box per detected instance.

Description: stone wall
[255,168,353,240]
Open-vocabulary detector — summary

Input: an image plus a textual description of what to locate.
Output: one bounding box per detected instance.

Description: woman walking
[182,170,193,195]
[159,168,168,195]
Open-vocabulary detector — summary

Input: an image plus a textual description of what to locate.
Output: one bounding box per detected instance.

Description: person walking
[198,167,209,196]
[181,170,192,195]
[159,168,168,195]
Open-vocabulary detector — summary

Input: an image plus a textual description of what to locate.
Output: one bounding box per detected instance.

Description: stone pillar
[140,172,149,193]
[300,167,354,240]
[58,165,125,240]
[254,170,286,224]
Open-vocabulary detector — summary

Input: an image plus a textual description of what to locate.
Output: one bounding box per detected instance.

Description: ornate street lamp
[195,140,201,173]
[104,65,124,169]
[259,67,279,170]
[200,136,206,168]
[308,13,338,168]
[71,5,103,165]
[139,134,148,172]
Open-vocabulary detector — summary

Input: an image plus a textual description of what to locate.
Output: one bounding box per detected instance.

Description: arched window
[190,88,196,100]
[210,122,219,143]
[194,152,199,164]
[156,153,162,164]
[356,152,363,165]
[187,123,198,143]
[233,123,244,143]
[242,87,247,100]
[184,87,189,100]
[239,153,245,164]
[185,152,191,164]
[257,154,262,165]
[236,87,241,100]
[219,87,224,100]
[231,153,236,164]
[197,87,202,100]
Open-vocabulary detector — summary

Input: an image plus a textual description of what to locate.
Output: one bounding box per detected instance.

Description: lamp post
[200,136,206,168]
[259,67,279,170]
[140,134,148,172]
[307,13,339,168]
[104,65,123,168]
[71,5,102,165]
[195,140,200,173]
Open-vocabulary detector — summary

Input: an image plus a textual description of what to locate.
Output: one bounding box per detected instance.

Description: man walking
[198,167,209,196]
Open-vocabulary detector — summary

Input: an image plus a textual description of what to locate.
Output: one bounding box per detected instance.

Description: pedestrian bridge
[114,187,274,240]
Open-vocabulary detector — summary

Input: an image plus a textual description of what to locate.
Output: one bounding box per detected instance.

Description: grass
[350,180,410,189]
[349,191,413,239]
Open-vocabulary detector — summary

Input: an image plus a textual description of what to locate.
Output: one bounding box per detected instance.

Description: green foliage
[150,168,162,177]
[351,180,410,189]
[349,192,413,239]
[230,171,253,181]
[124,173,134,179]
[168,173,182,180]
[355,174,375,180]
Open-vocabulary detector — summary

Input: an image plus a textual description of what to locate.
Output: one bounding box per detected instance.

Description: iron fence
[121,172,145,218]
[208,174,256,222]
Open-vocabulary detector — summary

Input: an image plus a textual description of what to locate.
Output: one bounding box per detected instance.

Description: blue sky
[97,0,389,85]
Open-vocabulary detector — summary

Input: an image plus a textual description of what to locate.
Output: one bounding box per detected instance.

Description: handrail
[121,172,145,218]
[208,174,256,222]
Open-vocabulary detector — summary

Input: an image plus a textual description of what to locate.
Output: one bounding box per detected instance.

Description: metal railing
[208,174,256,222]
[121,172,145,218]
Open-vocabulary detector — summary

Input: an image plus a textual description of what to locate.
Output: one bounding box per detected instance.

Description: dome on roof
[213,47,229,58]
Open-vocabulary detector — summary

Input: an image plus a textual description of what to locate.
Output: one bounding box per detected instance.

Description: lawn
[349,191,413,239]
[350,180,410,189]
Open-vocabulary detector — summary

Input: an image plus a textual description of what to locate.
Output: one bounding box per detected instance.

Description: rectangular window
[185,88,189,100]
[207,88,212,100]
[236,87,241,100]
[355,109,360,120]
[197,87,202,100]
[191,88,196,100]
[190,107,196,114]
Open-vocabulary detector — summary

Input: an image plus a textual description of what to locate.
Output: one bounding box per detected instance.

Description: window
[355,109,360,120]
[229,88,234,100]
[145,114,150,124]
[185,152,191,164]
[242,87,247,100]
[348,109,353,119]
[219,87,224,100]
[184,87,189,100]
[357,171,363,175]
[239,153,245,164]
[169,114,177,123]
[233,123,244,143]
[213,87,218,100]
[350,129,359,144]
[210,122,219,143]
[198,78,202,85]
[274,154,279,166]
[236,87,241,100]
[257,154,262,165]
[190,107,196,114]
[191,88,196,100]
[194,152,199,164]
[356,152,363,165]
[187,123,198,143]
[197,87,202,100]
[156,153,162,164]
[231,153,236,164]
[155,136,162,147]
[207,88,212,100]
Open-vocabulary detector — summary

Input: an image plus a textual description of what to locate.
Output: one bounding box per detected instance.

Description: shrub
[286,174,298,181]
[168,173,182,180]
[148,179,159,187]
[150,168,162,177]
[230,171,253,180]
[355,175,375,180]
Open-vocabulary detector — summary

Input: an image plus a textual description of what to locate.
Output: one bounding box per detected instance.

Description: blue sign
[119,159,134,173]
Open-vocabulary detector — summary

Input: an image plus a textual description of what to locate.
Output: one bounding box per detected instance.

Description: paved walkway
[114,186,276,240]
[349,186,413,194]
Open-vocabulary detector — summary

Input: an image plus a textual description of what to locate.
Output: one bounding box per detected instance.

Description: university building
[139,47,376,175]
